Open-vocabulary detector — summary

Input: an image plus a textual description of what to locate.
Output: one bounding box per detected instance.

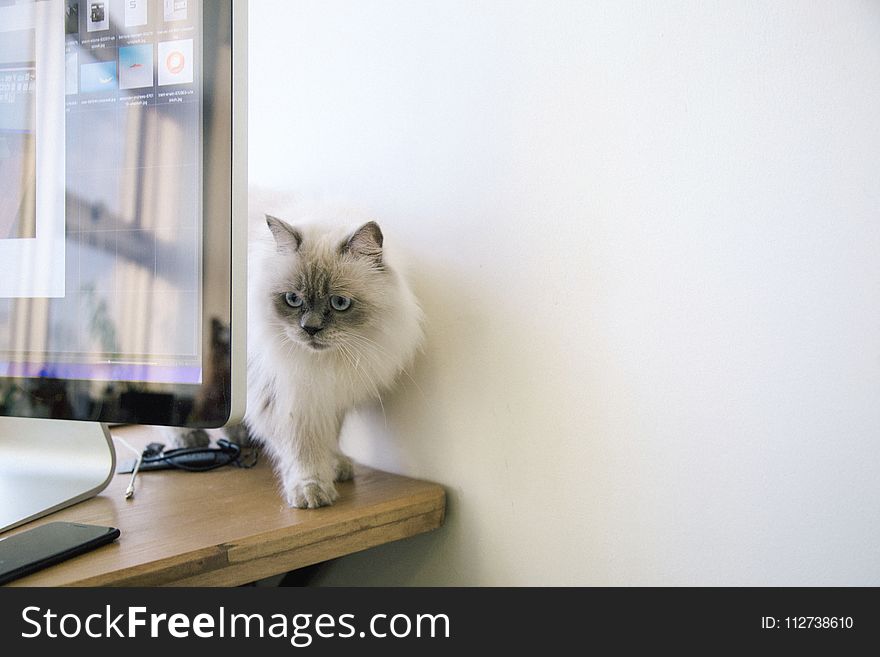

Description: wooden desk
[4,426,445,587]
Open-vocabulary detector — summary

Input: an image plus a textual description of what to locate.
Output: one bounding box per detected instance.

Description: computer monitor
[0,0,247,533]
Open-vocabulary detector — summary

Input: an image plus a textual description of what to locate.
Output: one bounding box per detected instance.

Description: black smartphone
[0,522,120,585]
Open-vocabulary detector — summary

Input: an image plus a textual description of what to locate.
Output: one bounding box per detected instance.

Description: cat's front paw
[334,454,354,482]
[165,427,210,449]
[285,479,338,509]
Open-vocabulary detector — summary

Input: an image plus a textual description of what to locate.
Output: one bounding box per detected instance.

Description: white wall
[249,1,880,585]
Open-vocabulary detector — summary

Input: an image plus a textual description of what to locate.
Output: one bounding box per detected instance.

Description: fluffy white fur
[244,196,423,508]
[165,195,422,507]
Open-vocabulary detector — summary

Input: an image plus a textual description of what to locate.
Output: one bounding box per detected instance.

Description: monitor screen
[0,0,239,427]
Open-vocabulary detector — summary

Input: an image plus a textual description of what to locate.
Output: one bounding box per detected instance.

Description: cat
[171,199,423,509]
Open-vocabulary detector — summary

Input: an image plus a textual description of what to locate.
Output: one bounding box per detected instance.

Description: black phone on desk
[0,522,120,585]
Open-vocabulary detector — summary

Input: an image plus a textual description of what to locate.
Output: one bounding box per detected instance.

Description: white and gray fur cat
[171,198,423,508]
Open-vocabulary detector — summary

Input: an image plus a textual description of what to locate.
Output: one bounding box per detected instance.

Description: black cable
[137,439,259,472]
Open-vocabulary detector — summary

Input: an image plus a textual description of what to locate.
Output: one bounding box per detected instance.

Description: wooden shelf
[4,425,445,587]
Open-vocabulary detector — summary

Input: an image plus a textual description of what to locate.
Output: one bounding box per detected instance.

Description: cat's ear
[342,221,383,264]
[266,214,303,254]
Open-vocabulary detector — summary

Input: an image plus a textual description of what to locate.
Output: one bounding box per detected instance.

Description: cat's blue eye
[330,295,352,311]
[284,292,303,308]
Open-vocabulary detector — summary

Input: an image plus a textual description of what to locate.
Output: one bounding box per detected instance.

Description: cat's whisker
[339,336,382,412]
[341,333,426,399]
[337,339,387,428]
[271,328,298,359]
[335,342,359,394]
[341,341,382,403]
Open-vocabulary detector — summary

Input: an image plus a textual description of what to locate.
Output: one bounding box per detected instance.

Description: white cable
[115,436,143,500]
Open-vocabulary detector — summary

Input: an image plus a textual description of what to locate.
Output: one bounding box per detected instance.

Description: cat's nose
[300,312,324,336]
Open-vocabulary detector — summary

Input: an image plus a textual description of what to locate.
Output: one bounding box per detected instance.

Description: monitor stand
[0,417,116,534]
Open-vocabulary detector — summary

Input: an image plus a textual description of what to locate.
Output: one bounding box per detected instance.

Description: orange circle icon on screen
[166,51,185,75]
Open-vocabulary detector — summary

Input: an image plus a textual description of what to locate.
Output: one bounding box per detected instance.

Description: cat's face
[265,216,389,353]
